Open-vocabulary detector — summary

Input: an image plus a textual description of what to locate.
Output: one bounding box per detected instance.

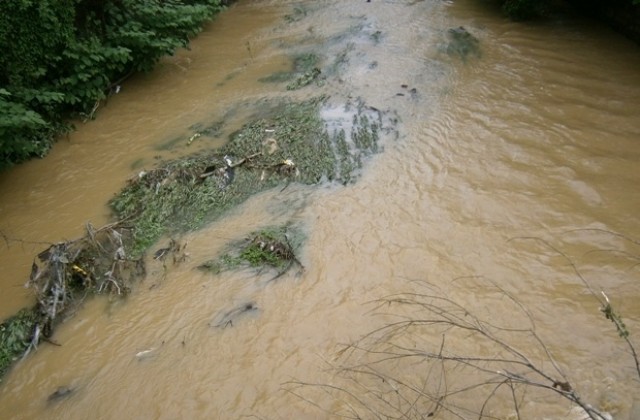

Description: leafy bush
[0,0,226,169]
[498,0,639,20]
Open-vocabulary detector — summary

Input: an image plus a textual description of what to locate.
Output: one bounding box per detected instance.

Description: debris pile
[28,224,143,339]
[1,223,144,378]
[198,225,304,278]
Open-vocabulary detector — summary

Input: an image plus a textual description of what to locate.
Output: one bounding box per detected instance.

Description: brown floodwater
[1,0,639,418]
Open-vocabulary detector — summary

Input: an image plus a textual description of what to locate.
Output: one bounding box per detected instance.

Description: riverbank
[569,0,640,44]
[0,0,231,169]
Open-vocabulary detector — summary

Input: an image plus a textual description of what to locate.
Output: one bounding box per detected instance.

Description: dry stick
[434,334,449,418]
[478,380,510,419]
[508,236,602,302]
[511,236,640,382]
[340,372,407,419]
[0,230,10,247]
[348,366,425,419]
[199,152,263,179]
[396,327,603,418]
[347,289,611,419]
[563,227,640,247]
[86,222,106,253]
[283,381,376,420]
[583,248,640,264]
[50,260,64,320]
[601,292,640,381]
[403,357,436,418]
[0,229,53,248]
[508,380,522,420]
[343,364,464,419]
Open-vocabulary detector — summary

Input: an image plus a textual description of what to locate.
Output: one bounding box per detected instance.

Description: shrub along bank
[495,0,640,44]
[0,0,229,169]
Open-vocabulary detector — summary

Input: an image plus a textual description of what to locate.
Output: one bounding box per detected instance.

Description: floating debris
[153,239,184,262]
[187,132,201,146]
[210,302,259,329]
[442,26,480,62]
[0,221,146,378]
[135,348,157,360]
[25,223,143,340]
[47,386,74,403]
[198,225,304,278]
[287,67,321,90]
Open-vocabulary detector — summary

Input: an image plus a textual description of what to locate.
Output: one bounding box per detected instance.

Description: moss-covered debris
[259,53,322,90]
[110,97,387,255]
[287,67,321,90]
[284,5,308,23]
[442,26,480,62]
[198,225,304,275]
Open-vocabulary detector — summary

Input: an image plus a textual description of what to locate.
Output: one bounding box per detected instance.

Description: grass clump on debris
[199,225,304,275]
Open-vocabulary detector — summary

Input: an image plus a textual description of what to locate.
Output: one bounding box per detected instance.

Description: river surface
[1,0,639,418]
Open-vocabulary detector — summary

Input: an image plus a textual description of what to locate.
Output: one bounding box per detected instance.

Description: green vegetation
[495,0,639,21]
[0,309,37,381]
[0,0,228,169]
[199,225,304,274]
[284,6,307,23]
[259,53,322,90]
[442,26,481,62]
[110,97,384,255]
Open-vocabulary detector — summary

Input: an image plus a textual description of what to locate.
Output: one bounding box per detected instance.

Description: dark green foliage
[498,0,638,20]
[103,0,217,73]
[0,0,225,169]
[0,0,76,88]
[0,89,56,169]
[0,309,37,380]
[501,0,546,20]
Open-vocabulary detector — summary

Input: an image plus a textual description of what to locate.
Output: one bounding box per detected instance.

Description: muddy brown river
[1,0,639,418]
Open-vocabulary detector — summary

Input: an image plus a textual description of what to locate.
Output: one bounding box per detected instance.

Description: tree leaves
[0,0,225,168]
